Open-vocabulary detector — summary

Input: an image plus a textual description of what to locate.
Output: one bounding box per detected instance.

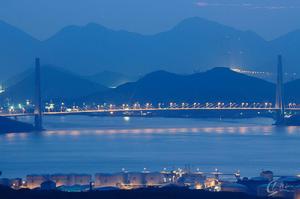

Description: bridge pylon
[275,55,285,125]
[34,58,43,130]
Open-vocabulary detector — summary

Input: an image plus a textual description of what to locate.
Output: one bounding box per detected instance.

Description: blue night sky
[0,0,300,40]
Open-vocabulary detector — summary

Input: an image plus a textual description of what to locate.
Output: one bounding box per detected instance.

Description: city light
[1,101,300,117]
[0,84,4,94]
[123,116,130,122]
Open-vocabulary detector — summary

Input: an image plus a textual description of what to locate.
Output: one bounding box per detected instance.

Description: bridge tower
[275,55,285,125]
[34,58,43,130]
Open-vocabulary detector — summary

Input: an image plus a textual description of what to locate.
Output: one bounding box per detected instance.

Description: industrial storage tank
[26,175,50,189]
[95,173,125,188]
[51,174,70,186]
[73,174,92,185]
[50,174,92,186]
[145,172,165,186]
[127,172,146,187]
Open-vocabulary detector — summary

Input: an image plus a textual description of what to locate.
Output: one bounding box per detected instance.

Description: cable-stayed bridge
[0,55,292,128]
[1,103,299,118]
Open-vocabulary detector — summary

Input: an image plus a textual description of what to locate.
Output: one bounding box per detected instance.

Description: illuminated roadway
[1,106,300,117]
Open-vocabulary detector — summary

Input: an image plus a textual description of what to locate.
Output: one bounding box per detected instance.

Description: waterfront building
[12,170,300,199]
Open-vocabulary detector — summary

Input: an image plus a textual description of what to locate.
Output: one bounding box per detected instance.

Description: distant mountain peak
[272,29,300,41]
[0,20,37,40]
[208,67,231,72]
[1,66,107,103]
[85,67,276,104]
[205,67,242,75]
[145,70,174,76]
[176,17,222,27]
[1,17,300,82]
[173,17,231,32]
[141,70,179,80]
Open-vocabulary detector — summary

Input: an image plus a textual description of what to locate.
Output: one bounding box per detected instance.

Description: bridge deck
[1,107,300,117]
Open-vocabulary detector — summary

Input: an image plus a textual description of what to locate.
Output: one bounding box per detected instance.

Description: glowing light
[123,116,130,122]
[195,183,203,190]
[0,85,4,94]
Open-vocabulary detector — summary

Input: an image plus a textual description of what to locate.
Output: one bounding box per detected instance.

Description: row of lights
[2,101,300,114]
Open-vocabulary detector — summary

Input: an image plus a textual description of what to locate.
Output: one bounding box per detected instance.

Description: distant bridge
[1,106,300,118]
[0,55,292,127]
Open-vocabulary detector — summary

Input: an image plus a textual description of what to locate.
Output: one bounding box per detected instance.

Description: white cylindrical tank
[145,172,165,186]
[95,173,125,188]
[26,175,50,189]
[128,172,146,187]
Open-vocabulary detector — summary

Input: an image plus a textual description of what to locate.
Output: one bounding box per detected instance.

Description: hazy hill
[270,29,300,73]
[0,66,107,103]
[0,21,40,80]
[86,71,137,88]
[148,18,272,72]
[285,79,300,102]
[1,17,300,81]
[41,17,272,75]
[85,67,276,104]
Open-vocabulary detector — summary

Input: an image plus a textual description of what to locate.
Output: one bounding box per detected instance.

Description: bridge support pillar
[275,55,285,125]
[34,58,43,130]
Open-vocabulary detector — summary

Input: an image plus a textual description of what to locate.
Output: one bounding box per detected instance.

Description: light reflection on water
[1,126,276,139]
[1,116,300,178]
[40,126,274,136]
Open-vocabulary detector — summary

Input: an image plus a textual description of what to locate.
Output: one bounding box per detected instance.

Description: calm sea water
[1,116,300,178]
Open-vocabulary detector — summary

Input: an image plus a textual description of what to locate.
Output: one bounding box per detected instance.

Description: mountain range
[0,66,107,103]
[85,67,300,104]
[85,67,277,104]
[2,66,300,105]
[1,17,300,81]
[85,71,138,88]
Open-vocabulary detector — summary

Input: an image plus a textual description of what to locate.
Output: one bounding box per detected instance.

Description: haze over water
[1,116,300,178]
